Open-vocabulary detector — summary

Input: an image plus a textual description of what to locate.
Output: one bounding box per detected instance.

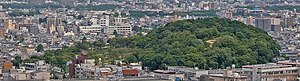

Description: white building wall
[104,24,132,34]
[79,25,102,33]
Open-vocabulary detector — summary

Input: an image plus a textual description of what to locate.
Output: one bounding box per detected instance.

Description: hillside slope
[110,18,280,69]
[23,18,280,70]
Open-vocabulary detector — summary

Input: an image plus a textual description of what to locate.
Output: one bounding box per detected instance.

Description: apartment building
[255,18,281,32]
[242,63,298,81]
[46,17,63,34]
[79,14,132,35]
[7,60,51,81]
[74,59,96,78]
[0,28,5,39]
[244,16,255,26]
[208,69,248,81]
[24,60,50,71]
[103,24,132,35]
[68,51,88,78]
[153,70,185,80]
[5,20,16,31]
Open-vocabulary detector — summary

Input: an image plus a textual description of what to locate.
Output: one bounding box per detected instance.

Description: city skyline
[0,0,298,81]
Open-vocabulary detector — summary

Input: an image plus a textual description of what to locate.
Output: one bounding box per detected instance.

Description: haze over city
[0,0,299,81]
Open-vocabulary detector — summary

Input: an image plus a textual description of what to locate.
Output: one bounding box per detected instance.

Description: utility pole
[193,63,196,69]
[298,59,300,81]
[164,64,167,70]
[297,59,300,78]
[232,64,235,81]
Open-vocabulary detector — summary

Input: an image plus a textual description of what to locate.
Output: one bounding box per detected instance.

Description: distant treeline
[236,5,300,11]
[129,10,217,18]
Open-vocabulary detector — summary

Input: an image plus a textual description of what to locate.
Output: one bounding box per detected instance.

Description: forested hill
[109,18,281,69]
[23,18,280,70]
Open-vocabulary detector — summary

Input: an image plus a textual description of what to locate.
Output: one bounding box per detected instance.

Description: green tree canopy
[24,18,281,71]
[36,44,44,52]
[110,18,280,69]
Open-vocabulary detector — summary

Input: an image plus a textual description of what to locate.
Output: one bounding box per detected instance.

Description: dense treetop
[22,18,280,71]
[110,18,280,69]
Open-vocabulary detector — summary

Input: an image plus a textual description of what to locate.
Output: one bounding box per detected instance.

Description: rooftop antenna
[297,23,299,32]
[297,60,300,77]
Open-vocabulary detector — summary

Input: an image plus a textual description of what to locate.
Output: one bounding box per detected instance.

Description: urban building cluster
[0,57,54,80]
[1,0,300,81]
[65,51,300,81]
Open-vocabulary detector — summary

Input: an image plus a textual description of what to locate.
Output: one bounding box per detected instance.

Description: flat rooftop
[209,74,248,79]
[153,70,176,74]
[122,77,169,81]
[242,63,292,69]
[276,60,300,65]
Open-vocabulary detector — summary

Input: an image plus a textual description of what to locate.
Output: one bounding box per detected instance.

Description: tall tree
[93,39,105,49]
[36,44,44,52]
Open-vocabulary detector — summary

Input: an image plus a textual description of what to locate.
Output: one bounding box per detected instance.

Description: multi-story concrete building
[99,15,110,27]
[104,16,132,35]
[74,59,96,78]
[24,60,50,71]
[58,0,75,7]
[255,18,272,32]
[27,0,46,5]
[9,69,30,80]
[255,18,281,32]
[46,17,63,34]
[80,14,132,35]
[270,18,282,32]
[18,24,39,34]
[7,60,51,81]
[208,69,248,81]
[242,63,298,81]
[31,71,51,80]
[282,16,294,28]
[79,25,102,33]
[0,28,5,39]
[5,20,16,31]
[79,15,110,33]
[153,70,185,80]
[198,1,218,10]
[218,11,233,19]
[244,16,255,26]
[104,24,132,35]
[57,26,64,36]
[68,51,88,78]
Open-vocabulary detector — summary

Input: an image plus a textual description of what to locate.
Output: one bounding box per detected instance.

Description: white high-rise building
[79,14,132,34]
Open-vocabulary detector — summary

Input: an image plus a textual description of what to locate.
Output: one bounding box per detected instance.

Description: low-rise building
[168,66,196,77]
[68,51,88,78]
[242,63,298,81]
[74,59,96,78]
[208,69,248,81]
[0,28,5,39]
[98,68,112,76]
[2,61,13,73]
[153,70,184,81]
[24,60,50,71]
[79,25,103,33]
[129,63,142,71]
[10,73,28,80]
[31,71,51,80]
[198,67,248,81]
[122,69,139,76]
[104,25,132,35]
